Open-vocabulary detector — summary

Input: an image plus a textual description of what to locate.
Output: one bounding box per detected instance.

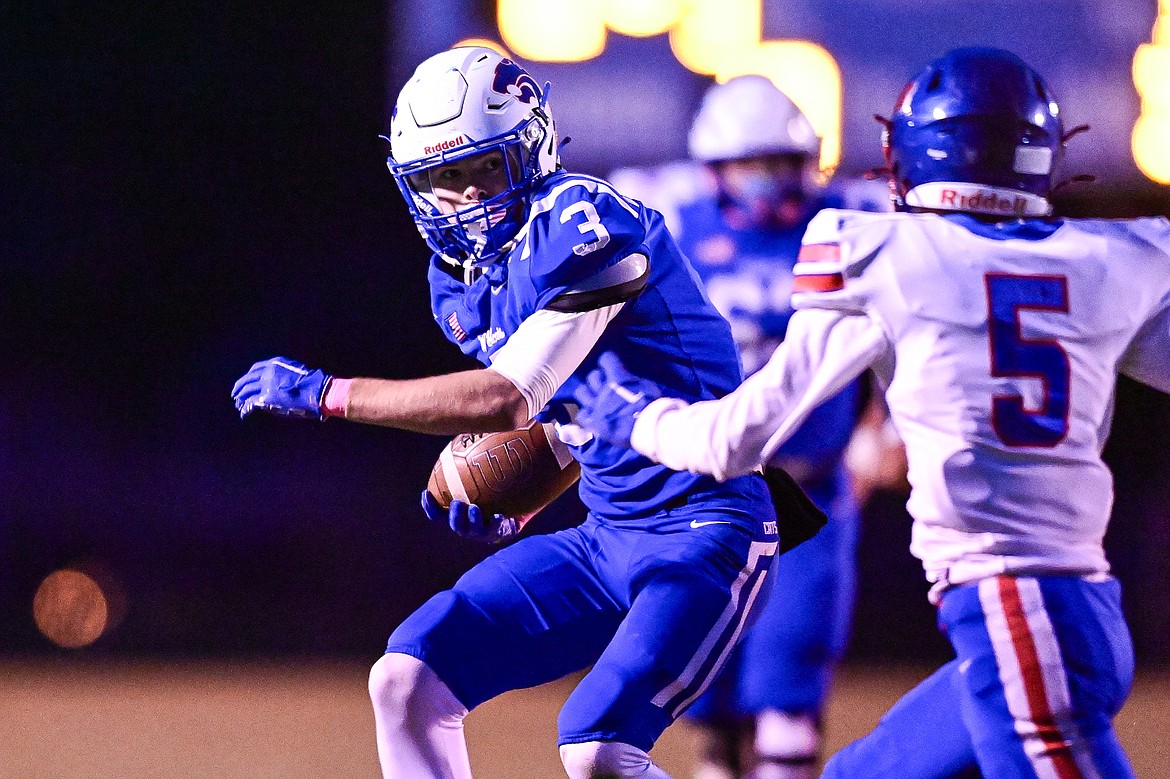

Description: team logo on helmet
[491,59,541,106]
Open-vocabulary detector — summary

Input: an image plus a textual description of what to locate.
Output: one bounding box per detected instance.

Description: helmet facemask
[391,115,549,267]
[711,152,821,230]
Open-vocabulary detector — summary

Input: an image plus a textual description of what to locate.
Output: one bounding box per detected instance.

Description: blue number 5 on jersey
[985,273,1070,447]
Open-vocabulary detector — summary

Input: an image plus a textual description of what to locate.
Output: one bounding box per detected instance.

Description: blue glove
[572,351,661,448]
[420,491,519,544]
[231,357,332,420]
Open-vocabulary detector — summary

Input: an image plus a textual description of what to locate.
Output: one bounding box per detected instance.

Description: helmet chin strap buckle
[441,234,519,279]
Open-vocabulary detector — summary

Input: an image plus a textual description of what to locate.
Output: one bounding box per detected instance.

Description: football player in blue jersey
[231,47,824,779]
[575,48,1161,779]
[616,76,900,779]
[676,76,863,779]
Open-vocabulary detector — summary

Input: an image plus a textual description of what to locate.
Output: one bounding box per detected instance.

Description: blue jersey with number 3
[428,171,768,520]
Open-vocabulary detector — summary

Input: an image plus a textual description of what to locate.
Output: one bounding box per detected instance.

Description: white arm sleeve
[487,253,649,419]
[487,303,625,420]
[629,308,891,480]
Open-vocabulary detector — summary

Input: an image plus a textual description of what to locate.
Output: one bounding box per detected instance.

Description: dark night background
[5,3,1170,667]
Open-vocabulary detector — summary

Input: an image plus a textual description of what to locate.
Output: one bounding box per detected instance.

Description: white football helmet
[687,75,819,163]
[386,47,559,267]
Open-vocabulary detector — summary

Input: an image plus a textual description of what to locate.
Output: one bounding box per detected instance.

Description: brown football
[427,420,581,519]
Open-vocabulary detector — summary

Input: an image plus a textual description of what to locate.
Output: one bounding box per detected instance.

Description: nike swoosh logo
[690,519,733,529]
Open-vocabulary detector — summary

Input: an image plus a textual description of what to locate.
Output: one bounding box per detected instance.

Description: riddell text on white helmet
[424,136,466,155]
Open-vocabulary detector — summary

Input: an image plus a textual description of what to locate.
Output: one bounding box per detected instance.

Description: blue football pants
[823,574,1136,778]
[385,504,778,752]
[686,473,858,720]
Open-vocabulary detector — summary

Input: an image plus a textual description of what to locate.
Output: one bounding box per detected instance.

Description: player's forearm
[630,357,815,480]
[631,396,766,480]
[630,310,889,480]
[343,369,529,434]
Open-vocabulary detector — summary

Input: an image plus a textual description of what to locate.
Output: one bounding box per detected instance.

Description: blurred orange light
[669,0,761,76]
[1133,113,1170,184]
[498,0,606,62]
[33,569,110,649]
[492,0,841,173]
[1133,6,1170,184]
[1134,44,1170,108]
[602,0,684,37]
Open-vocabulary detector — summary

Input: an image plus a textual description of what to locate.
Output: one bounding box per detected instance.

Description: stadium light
[602,0,684,37]
[33,569,110,649]
[494,0,841,175]
[1132,4,1170,184]
[1133,113,1170,184]
[1134,43,1170,110]
[668,0,761,76]
[498,0,606,62]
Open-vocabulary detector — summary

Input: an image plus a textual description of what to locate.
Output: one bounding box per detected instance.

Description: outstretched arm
[577,309,891,481]
[231,356,528,435]
[343,369,528,434]
[232,258,647,435]
[636,309,889,479]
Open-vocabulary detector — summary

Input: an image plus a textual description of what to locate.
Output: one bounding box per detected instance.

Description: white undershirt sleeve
[630,308,892,481]
[487,303,625,420]
[486,253,649,420]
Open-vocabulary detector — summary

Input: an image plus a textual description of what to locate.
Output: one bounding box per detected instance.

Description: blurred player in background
[231,47,825,779]
[613,75,903,779]
[575,47,1166,778]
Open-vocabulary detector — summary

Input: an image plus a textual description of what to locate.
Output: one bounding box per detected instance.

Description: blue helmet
[884,47,1064,217]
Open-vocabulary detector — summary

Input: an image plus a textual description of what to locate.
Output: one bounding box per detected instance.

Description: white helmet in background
[386,47,559,266]
[688,75,820,163]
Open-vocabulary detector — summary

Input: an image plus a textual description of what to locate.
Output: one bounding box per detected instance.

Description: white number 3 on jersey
[561,201,611,256]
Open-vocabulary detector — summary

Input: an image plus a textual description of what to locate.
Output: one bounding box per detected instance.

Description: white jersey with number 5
[632,209,1170,596]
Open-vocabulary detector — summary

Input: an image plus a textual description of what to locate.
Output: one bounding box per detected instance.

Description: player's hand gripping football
[420,491,519,543]
[573,352,661,448]
[232,357,332,420]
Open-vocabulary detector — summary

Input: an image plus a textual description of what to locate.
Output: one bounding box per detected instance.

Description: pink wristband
[321,377,353,419]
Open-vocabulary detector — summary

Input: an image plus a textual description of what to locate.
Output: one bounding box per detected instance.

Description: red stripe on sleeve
[792,274,845,293]
[798,243,841,262]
